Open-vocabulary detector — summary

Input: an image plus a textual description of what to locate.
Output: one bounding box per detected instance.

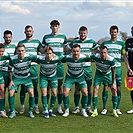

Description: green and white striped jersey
[36,56,61,78]
[42,33,67,57]
[100,40,126,67]
[61,54,90,78]
[68,38,98,67]
[90,53,116,74]
[0,53,10,74]
[9,54,37,78]
[2,44,16,71]
[18,39,42,65]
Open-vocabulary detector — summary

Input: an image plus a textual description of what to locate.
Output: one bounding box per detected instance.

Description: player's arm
[111,67,116,90]
[8,64,14,89]
[67,37,79,42]
[123,53,133,75]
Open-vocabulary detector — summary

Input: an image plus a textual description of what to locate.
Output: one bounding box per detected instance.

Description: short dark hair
[0,43,5,49]
[4,30,12,36]
[16,44,26,50]
[79,26,88,32]
[100,46,108,51]
[110,25,118,33]
[50,20,60,26]
[72,44,81,49]
[25,25,33,30]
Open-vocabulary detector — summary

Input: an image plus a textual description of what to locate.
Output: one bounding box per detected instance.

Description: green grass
[0,62,133,133]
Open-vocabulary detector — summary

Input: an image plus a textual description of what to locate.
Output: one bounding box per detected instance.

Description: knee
[63,89,69,97]
[9,90,15,96]
[28,89,34,97]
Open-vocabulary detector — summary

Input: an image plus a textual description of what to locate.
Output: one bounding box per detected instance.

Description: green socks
[74,94,80,107]
[117,91,121,109]
[112,96,118,110]
[81,95,88,109]
[0,99,5,111]
[50,96,56,110]
[63,96,69,109]
[58,94,63,105]
[29,97,35,112]
[102,91,108,109]
[42,96,48,111]
[92,97,98,109]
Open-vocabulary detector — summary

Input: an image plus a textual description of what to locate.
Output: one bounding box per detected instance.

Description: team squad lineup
[0,20,133,119]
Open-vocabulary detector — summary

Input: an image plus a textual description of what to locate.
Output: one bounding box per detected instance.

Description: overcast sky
[0,0,133,43]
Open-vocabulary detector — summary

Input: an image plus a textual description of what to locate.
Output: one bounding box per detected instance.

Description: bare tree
[119,31,131,42]
[97,37,110,45]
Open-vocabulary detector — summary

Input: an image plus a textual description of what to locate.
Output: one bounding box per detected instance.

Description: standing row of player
[0,19,133,119]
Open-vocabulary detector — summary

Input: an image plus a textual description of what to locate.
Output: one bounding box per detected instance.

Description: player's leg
[19,85,26,114]
[101,85,108,115]
[0,81,8,118]
[8,77,20,118]
[111,87,118,117]
[72,85,80,114]
[8,89,16,118]
[47,85,50,104]
[127,90,133,113]
[91,72,102,117]
[49,79,58,117]
[116,67,122,114]
[78,78,88,118]
[23,77,35,118]
[40,75,49,118]
[0,75,8,118]
[57,63,64,114]
[62,75,73,117]
[84,67,93,113]
[27,88,35,118]
[62,87,70,117]
[30,65,39,114]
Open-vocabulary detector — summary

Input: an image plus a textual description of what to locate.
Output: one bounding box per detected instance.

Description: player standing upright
[8,44,37,118]
[66,26,98,114]
[100,25,132,115]
[42,20,67,114]
[0,43,10,118]
[18,25,42,114]
[125,26,133,113]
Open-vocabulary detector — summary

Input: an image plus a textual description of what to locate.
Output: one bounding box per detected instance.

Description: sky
[0,0,133,43]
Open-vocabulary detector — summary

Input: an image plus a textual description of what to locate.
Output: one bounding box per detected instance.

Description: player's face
[4,34,12,45]
[25,27,34,38]
[72,47,80,60]
[50,25,60,34]
[17,47,26,59]
[100,48,108,61]
[79,30,88,41]
[110,29,118,39]
[46,50,53,61]
[0,48,5,57]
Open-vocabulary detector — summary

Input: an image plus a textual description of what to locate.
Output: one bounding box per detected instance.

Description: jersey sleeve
[61,56,67,63]
[37,40,43,53]
[63,35,68,46]
[90,54,96,60]
[92,40,98,49]
[8,59,14,69]
[30,54,38,62]
[111,58,116,67]
[42,35,47,47]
